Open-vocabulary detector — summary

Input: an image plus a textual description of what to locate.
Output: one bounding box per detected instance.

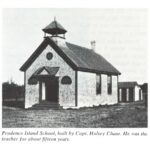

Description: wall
[77,71,118,107]
[96,75,118,105]
[140,89,143,100]
[77,71,96,107]
[118,86,143,102]
[119,89,122,102]
[135,85,140,101]
[25,43,75,108]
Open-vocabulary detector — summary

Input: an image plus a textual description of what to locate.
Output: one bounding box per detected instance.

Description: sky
[2,8,148,85]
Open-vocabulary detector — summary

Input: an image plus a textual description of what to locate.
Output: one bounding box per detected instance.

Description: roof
[33,66,59,76]
[20,37,121,75]
[28,67,59,85]
[42,20,67,35]
[64,42,120,75]
[119,82,139,88]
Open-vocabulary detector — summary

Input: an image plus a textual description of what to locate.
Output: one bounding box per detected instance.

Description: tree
[2,81,24,101]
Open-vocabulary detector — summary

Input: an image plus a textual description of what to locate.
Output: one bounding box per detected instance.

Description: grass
[2,101,147,128]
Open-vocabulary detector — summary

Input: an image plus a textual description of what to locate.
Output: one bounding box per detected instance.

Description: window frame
[46,52,53,60]
[61,76,72,85]
[107,75,112,95]
[96,74,102,95]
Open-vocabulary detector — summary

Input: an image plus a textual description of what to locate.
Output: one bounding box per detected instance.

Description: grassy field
[2,101,147,128]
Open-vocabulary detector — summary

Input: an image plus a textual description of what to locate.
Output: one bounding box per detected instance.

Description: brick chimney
[91,40,96,51]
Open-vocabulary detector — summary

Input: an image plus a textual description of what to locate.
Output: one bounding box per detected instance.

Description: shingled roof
[20,37,121,75]
[42,20,67,35]
[119,82,139,88]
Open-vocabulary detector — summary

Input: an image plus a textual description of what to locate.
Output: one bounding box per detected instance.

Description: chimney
[91,40,96,51]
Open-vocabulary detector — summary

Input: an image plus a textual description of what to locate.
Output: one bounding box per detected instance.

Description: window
[28,76,38,85]
[96,74,101,95]
[107,75,112,94]
[46,52,53,60]
[61,76,72,84]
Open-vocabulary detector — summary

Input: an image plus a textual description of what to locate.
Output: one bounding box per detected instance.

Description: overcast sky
[2,8,147,85]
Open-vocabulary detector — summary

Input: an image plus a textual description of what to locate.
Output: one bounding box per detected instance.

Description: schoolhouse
[20,19,121,109]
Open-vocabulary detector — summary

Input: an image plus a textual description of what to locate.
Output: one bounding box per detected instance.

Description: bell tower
[42,18,67,45]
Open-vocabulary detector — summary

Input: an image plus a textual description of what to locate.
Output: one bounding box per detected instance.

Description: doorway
[46,77,58,102]
[40,77,59,103]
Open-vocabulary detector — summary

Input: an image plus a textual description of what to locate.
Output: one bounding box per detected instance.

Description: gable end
[20,37,78,72]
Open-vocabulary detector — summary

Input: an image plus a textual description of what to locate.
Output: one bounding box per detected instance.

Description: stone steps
[29,101,62,110]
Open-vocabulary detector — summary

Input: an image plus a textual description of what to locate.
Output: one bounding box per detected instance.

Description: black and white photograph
[2,8,148,128]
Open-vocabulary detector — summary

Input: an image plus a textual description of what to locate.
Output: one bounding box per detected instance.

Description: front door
[45,77,58,103]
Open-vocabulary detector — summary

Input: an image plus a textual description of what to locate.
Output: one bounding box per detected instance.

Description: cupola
[42,17,67,39]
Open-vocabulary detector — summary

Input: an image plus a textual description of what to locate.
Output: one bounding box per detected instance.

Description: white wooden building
[20,19,121,109]
[118,82,143,102]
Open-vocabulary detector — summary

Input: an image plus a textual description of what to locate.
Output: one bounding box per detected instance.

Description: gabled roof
[64,42,120,75]
[20,37,121,75]
[119,82,139,88]
[28,67,59,85]
[33,66,59,76]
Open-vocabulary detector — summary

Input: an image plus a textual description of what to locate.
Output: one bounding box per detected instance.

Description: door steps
[29,101,62,110]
